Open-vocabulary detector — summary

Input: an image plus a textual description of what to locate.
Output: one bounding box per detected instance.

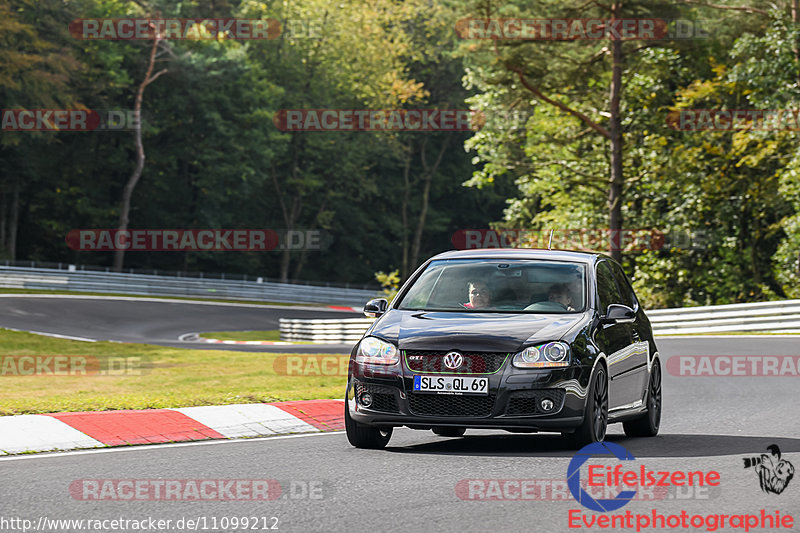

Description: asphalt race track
[0,295,361,353]
[1,296,799,532]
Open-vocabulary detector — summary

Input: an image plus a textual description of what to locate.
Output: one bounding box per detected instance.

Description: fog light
[360,392,373,408]
[540,399,554,412]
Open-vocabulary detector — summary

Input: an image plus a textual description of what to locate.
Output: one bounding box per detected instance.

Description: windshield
[396,259,587,313]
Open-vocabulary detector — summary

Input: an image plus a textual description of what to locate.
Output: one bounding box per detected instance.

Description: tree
[621,4,794,305]
[242,0,434,282]
[460,0,688,261]
[0,0,84,260]
[112,23,168,271]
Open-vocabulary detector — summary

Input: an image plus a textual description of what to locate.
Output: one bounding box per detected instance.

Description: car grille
[355,383,399,413]
[408,393,497,417]
[404,351,509,374]
[505,389,565,416]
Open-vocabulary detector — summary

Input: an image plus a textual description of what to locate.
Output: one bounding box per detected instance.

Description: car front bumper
[347,361,593,432]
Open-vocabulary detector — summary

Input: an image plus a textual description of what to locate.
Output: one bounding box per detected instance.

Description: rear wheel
[623,361,661,438]
[432,427,466,437]
[344,402,392,449]
[566,367,608,448]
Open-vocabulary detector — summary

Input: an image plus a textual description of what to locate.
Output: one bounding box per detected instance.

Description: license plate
[413,375,488,396]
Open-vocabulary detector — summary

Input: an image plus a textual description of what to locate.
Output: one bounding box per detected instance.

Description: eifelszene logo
[743,444,795,495]
[568,442,637,512]
[567,442,721,512]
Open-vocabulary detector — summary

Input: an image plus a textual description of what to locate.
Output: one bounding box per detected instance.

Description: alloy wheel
[648,364,662,430]
[593,370,609,441]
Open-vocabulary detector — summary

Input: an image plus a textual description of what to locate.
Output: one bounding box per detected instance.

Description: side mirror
[363,298,388,318]
[601,303,636,325]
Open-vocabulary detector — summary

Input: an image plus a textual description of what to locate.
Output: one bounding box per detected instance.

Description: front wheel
[566,366,609,448]
[623,361,661,438]
[345,402,392,449]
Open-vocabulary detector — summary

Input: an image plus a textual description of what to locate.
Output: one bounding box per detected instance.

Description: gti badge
[443,351,464,370]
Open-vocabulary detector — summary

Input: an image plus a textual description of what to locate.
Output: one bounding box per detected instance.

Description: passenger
[463,280,491,309]
[548,283,575,311]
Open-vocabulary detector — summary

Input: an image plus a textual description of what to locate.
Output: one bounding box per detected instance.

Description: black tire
[432,427,466,437]
[623,360,662,438]
[344,401,392,449]
[566,366,609,448]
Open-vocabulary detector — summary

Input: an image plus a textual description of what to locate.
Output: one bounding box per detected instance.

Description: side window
[595,261,622,313]
[610,262,637,309]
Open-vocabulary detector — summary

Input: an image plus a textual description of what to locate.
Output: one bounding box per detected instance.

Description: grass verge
[199,330,282,341]
[0,328,347,416]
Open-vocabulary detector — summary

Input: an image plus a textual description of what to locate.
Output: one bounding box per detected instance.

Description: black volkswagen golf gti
[345,249,662,449]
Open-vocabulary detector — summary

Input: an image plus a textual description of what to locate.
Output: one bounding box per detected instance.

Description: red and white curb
[177,333,297,345]
[0,399,344,456]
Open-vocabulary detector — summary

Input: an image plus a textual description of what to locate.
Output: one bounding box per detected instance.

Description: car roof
[429,248,605,264]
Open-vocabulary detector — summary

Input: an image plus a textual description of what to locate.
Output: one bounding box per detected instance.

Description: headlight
[355,336,399,365]
[512,342,570,368]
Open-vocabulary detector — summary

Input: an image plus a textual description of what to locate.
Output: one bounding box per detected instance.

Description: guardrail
[0,259,377,289]
[279,318,374,343]
[647,299,800,335]
[278,300,800,342]
[0,266,380,307]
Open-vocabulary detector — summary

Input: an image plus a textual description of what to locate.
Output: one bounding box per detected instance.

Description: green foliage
[0,328,344,414]
[1,0,504,282]
[3,0,800,307]
[375,269,401,301]
[461,0,800,307]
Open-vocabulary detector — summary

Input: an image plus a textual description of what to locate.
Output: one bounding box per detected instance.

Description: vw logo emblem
[443,351,464,370]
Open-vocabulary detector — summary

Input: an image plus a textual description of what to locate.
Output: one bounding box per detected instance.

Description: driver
[548,283,575,311]
[463,280,491,309]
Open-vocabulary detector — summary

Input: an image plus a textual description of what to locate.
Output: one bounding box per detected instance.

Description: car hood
[368,310,589,353]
